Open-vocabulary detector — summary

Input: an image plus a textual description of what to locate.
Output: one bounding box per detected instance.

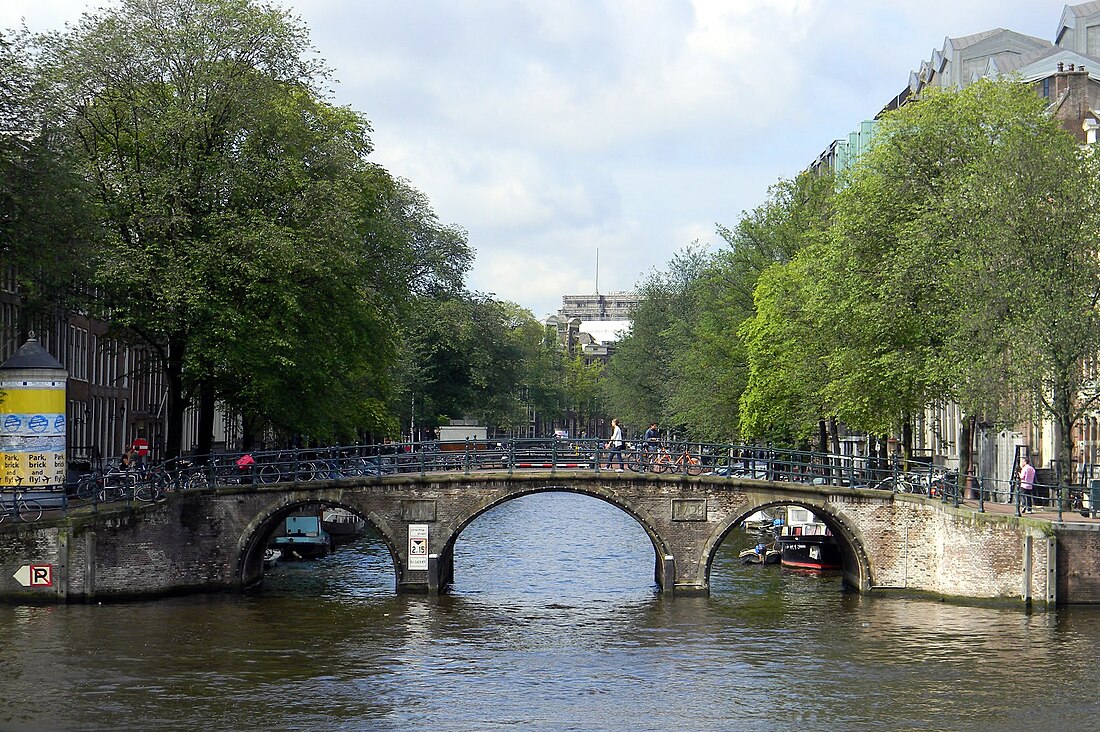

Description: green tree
[746,78,1100,483]
[738,249,829,443]
[402,293,533,435]
[601,246,709,432]
[0,29,97,332]
[563,353,604,436]
[32,0,381,455]
[689,172,834,442]
[932,82,1100,484]
[513,318,567,436]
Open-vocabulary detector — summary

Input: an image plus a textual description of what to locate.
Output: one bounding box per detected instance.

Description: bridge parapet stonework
[0,472,1070,605]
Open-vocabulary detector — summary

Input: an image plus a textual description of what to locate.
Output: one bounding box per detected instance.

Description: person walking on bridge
[606,418,625,472]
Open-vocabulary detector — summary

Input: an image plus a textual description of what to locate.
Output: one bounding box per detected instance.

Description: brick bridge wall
[0,472,1093,606]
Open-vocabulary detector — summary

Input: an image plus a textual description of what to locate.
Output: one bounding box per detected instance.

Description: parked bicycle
[871,471,934,494]
[644,445,675,473]
[0,478,44,523]
[143,457,202,492]
[674,448,703,476]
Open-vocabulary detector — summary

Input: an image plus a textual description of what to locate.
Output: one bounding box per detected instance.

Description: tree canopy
[735,79,1100,478]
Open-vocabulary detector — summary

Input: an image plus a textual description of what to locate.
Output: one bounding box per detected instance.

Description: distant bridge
[2,464,1091,606]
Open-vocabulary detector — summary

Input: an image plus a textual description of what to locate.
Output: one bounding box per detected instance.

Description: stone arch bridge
[2,470,1082,606]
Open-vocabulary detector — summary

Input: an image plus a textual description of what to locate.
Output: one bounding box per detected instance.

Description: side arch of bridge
[699,495,874,592]
[231,493,404,589]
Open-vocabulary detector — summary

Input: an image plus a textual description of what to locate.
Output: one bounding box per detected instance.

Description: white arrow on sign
[13,564,52,587]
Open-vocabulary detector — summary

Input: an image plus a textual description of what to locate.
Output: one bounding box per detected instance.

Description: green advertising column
[0,334,68,490]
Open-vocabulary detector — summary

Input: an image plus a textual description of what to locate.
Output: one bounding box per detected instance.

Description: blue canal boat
[271,515,332,560]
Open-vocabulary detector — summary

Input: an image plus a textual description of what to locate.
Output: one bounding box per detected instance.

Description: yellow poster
[0,381,67,488]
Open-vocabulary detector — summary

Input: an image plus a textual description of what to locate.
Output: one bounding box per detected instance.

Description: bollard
[661,555,675,594]
[427,554,440,593]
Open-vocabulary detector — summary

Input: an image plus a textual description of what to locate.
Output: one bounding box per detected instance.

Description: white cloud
[1,0,1066,317]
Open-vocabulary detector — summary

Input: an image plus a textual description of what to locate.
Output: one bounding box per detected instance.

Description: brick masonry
[0,472,1094,606]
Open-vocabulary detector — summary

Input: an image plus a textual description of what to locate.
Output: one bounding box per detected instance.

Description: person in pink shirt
[1019,455,1036,513]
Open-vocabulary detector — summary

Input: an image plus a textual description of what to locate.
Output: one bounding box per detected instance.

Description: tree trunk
[195,380,217,457]
[901,415,912,469]
[241,412,263,451]
[1052,380,1075,488]
[959,414,973,497]
[164,353,186,459]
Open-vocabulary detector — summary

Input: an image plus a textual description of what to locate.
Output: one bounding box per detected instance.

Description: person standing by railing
[1020,456,1036,513]
[605,418,625,472]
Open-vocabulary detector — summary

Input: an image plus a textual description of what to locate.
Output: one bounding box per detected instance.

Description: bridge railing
[12,438,1096,523]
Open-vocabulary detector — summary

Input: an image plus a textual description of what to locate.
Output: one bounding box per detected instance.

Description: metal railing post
[508,439,515,476]
[551,438,558,475]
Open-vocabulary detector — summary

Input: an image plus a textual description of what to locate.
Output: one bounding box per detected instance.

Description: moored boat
[776,506,841,571]
[263,548,281,568]
[742,509,779,531]
[738,542,781,565]
[271,515,332,560]
[321,507,366,542]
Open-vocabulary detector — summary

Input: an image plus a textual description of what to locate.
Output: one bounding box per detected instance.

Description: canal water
[2,492,1098,731]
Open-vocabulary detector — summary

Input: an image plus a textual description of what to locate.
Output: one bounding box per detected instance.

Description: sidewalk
[954,495,1100,524]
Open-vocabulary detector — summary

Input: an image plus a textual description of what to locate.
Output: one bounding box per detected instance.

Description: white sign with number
[408,524,429,570]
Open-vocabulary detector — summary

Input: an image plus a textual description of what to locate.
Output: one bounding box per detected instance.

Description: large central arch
[434,484,675,593]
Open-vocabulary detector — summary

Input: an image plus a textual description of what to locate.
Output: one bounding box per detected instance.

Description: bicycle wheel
[881,478,915,494]
[296,461,318,482]
[151,470,171,493]
[626,451,645,472]
[75,477,98,500]
[18,499,43,522]
[871,477,897,491]
[686,460,703,477]
[186,472,209,490]
[339,457,364,477]
[257,464,282,484]
[135,482,161,502]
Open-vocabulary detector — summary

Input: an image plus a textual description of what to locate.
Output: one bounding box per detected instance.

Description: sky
[1,1,1066,319]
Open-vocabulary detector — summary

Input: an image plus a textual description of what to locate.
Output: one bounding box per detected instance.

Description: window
[69,325,88,381]
[1088,25,1100,57]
